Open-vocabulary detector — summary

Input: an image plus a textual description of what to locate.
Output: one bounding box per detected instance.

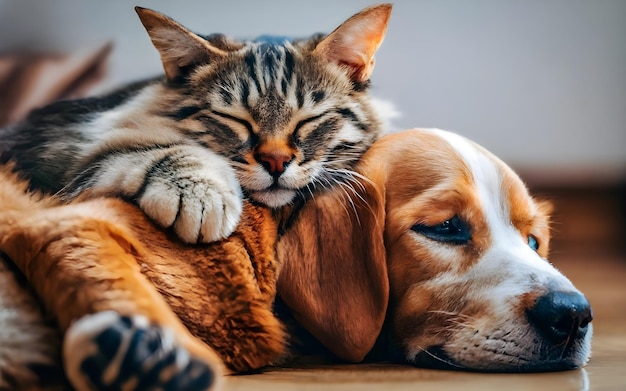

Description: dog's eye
[411,216,471,245]
[528,234,539,251]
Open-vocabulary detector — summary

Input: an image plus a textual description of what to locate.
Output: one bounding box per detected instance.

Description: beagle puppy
[278,128,593,372]
[0,129,592,391]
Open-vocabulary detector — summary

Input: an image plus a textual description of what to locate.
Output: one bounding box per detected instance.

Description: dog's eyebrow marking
[428,129,506,227]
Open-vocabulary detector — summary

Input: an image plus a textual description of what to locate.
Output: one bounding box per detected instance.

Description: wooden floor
[223,185,626,391]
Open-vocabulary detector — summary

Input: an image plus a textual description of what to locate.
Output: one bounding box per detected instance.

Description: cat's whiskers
[310,167,371,223]
[327,167,380,223]
[323,168,371,196]
[311,173,355,221]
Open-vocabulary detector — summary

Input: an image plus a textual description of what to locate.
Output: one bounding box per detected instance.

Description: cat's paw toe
[174,181,242,244]
[199,189,242,243]
[64,311,216,391]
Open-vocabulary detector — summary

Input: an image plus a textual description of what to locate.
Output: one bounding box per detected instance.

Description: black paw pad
[64,311,215,391]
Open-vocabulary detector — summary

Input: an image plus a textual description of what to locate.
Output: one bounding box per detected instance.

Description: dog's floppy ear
[277,164,388,362]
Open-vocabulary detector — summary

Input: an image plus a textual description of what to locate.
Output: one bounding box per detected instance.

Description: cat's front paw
[63,311,217,391]
[139,173,242,244]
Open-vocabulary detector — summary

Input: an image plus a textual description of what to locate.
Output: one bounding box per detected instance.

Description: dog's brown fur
[0,165,286,379]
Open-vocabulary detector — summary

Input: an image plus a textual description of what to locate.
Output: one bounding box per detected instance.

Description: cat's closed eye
[293,112,329,141]
[211,111,255,140]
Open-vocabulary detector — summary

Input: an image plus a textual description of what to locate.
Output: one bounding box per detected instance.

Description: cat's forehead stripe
[242,43,295,97]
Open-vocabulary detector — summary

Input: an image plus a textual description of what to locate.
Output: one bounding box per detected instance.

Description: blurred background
[1,0,624,255]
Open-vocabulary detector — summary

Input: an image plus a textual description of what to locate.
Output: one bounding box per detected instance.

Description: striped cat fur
[0,4,392,244]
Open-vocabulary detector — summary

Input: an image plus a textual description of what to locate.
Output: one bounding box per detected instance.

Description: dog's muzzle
[411,289,593,372]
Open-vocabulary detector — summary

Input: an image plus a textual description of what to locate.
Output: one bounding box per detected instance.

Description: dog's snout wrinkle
[527,291,593,345]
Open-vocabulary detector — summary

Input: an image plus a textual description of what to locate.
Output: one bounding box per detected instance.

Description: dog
[278,128,593,371]
[0,129,592,390]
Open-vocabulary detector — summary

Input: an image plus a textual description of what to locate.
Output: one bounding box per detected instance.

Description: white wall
[1,0,624,185]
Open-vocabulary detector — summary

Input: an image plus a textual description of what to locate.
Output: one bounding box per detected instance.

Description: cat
[0,4,392,244]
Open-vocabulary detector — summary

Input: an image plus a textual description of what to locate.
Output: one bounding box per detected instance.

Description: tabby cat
[0,4,391,244]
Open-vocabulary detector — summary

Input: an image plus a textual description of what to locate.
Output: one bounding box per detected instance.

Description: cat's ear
[135,7,227,81]
[314,3,392,83]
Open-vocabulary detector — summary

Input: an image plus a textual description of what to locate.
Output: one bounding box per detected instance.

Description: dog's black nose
[527,291,593,344]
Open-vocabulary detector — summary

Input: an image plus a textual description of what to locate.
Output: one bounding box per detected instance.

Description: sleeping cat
[0,4,391,244]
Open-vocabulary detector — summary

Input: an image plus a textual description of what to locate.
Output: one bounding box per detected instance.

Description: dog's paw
[63,311,216,391]
[139,171,243,244]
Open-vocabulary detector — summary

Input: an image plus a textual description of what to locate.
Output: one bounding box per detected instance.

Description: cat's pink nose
[257,151,293,175]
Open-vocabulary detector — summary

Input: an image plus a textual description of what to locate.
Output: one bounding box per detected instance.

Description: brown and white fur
[279,128,593,371]
[0,129,592,390]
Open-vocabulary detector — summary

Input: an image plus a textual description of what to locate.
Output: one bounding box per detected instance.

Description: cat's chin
[247,188,296,208]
